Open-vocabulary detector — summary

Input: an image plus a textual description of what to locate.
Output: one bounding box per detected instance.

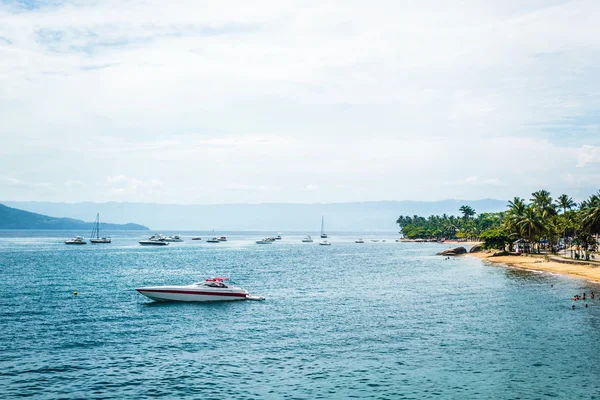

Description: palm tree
[517,206,544,253]
[581,191,600,235]
[506,197,526,237]
[556,194,576,215]
[459,205,476,223]
[531,190,556,218]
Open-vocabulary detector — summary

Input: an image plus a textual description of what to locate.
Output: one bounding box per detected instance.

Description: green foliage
[480,228,511,250]
[396,190,600,254]
[397,206,502,240]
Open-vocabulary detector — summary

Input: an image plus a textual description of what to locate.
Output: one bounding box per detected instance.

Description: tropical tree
[516,206,544,253]
[459,205,476,223]
[581,191,600,235]
[556,194,576,215]
[480,228,512,251]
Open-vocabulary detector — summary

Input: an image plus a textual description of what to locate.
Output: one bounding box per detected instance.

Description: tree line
[396,190,600,259]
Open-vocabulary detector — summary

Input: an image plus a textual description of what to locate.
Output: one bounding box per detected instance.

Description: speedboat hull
[136,285,249,302]
[139,240,169,246]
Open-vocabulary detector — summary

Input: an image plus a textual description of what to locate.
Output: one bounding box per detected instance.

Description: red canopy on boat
[206,277,230,282]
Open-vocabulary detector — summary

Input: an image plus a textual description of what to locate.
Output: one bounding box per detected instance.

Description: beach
[469,250,600,283]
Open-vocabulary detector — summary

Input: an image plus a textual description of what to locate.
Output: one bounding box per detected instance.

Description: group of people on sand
[572,291,595,309]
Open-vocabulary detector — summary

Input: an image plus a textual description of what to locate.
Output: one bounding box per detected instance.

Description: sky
[1,0,599,205]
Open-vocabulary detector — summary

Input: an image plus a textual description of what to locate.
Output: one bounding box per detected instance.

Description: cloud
[577,145,600,167]
[0,1,599,203]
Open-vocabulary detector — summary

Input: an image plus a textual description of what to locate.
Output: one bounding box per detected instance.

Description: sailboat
[89,213,111,243]
[320,215,328,238]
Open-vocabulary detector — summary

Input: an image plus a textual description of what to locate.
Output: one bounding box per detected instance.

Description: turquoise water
[2,231,600,399]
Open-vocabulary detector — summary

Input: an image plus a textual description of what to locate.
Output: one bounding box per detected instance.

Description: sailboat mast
[321,215,324,234]
[96,213,100,239]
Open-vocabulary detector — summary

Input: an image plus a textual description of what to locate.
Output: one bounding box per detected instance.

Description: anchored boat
[136,277,265,302]
[89,213,111,243]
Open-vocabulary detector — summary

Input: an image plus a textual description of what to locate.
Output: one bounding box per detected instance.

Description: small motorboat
[136,277,265,302]
[192,237,202,240]
[371,239,379,242]
[206,237,220,243]
[65,236,87,245]
[217,236,227,242]
[164,235,184,242]
[319,240,331,246]
[256,238,274,244]
[301,235,314,243]
[274,235,282,240]
[139,234,169,246]
[355,239,365,243]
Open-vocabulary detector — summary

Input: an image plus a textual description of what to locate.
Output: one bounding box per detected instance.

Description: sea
[2,230,600,399]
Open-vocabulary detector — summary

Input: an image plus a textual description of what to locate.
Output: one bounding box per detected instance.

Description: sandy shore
[469,251,600,283]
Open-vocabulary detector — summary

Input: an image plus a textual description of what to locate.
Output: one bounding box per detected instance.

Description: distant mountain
[0,203,149,230]
[1,199,508,231]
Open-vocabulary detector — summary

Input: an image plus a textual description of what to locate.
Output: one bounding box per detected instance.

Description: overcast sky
[1,0,599,204]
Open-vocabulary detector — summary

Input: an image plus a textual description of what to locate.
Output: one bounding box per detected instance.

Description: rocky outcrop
[437,247,467,256]
[469,244,483,253]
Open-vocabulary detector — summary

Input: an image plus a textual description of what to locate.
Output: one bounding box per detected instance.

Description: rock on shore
[469,244,483,253]
[437,247,467,256]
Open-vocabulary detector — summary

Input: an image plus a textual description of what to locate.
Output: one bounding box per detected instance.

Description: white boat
[89,213,111,243]
[355,239,364,243]
[320,215,327,238]
[65,236,87,245]
[164,235,184,242]
[256,238,274,244]
[217,236,227,242]
[136,277,264,302]
[274,235,282,240]
[371,239,379,242]
[302,235,314,243]
[139,234,169,246]
[206,237,220,243]
[319,240,331,246]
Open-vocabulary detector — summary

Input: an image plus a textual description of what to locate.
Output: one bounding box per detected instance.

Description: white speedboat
[355,239,364,243]
[65,236,87,245]
[256,238,274,244]
[319,240,331,246]
[206,237,220,243]
[217,236,227,242]
[301,235,314,243]
[139,234,169,246]
[164,235,184,242]
[371,239,379,242]
[275,235,282,240]
[136,278,264,302]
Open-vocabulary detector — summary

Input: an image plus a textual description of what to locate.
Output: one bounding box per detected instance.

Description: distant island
[0,203,149,230]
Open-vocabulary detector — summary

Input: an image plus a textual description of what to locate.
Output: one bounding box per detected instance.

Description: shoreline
[468,251,600,283]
